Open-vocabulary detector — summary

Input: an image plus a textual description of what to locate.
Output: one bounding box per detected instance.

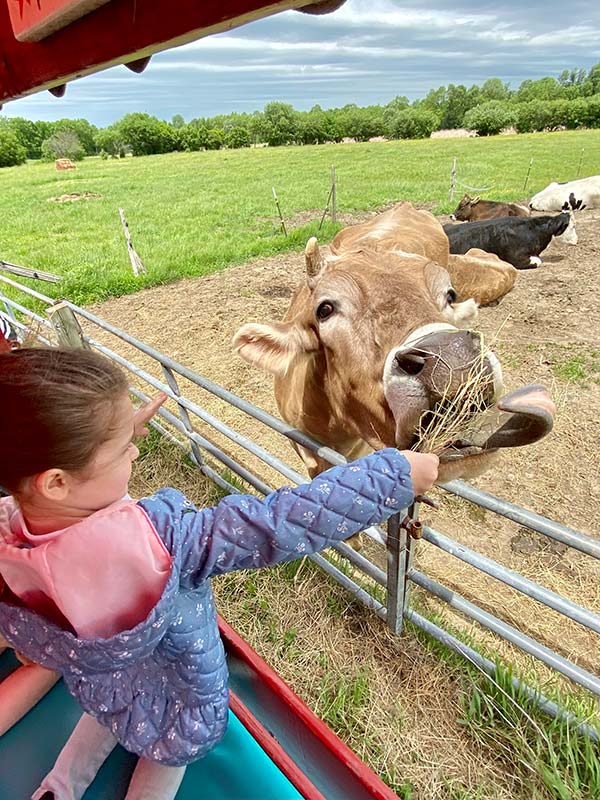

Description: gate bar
[443,480,600,560]
[409,569,600,696]
[65,301,347,465]
[406,608,599,742]
[422,526,600,634]
[92,336,387,547]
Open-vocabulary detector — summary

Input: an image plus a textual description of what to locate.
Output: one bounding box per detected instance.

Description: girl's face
[69,392,139,512]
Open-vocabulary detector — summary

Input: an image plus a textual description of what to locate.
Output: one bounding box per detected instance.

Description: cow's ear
[232,321,318,376]
[471,196,480,205]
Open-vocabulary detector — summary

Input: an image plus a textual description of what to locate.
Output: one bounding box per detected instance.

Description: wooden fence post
[46,302,89,349]
[576,148,585,178]
[271,187,287,237]
[119,208,147,277]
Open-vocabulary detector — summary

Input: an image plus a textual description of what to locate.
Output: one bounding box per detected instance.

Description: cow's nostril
[394,351,426,376]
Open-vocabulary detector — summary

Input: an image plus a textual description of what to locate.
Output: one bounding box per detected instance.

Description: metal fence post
[449,157,457,203]
[386,512,409,634]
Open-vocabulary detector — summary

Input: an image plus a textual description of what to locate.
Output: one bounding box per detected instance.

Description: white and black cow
[529,175,600,212]
[443,213,574,270]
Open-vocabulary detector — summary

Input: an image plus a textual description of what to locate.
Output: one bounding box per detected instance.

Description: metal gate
[1,271,598,739]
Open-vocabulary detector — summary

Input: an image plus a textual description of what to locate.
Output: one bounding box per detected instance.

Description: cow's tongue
[437,384,555,461]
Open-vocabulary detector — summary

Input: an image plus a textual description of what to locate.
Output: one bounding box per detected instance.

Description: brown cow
[328,201,518,307]
[447,250,517,307]
[233,203,552,498]
[451,194,530,222]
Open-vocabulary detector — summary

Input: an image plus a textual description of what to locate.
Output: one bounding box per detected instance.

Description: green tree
[296,108,328,145]
[389,108,439,139]
[382,95,409,126]
[515,76,564,103]
[171,114,185,129]
[481,78,511,102]
[0,129,27,167]
[224,126,250,149]
[441,84,477,129]
[262,102,298,146]
[463,102,516,136]
[176,124,205,151]
[115,113,176,156]
[41,130,85,161]
[95,126,129,157]
[205,128,224,150]
[0,117,44,159]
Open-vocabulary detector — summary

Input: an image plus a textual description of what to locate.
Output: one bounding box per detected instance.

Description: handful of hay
[412,351,497,456]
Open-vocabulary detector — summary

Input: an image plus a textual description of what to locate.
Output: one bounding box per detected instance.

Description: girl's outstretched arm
[177,448,414,586]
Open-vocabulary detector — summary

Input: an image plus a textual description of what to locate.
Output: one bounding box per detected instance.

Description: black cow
[443,213,573,270]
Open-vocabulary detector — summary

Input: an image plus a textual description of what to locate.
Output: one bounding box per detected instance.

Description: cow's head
[234,229,553,482]
[529,182,559,210]
[450,195,479,222]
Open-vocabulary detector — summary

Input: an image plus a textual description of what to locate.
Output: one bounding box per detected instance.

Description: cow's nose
[394,351,426,376]
[390,329,502,404]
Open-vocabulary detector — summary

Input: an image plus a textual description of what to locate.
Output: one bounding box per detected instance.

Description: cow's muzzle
[383,326,503,450]
[436,385,555,461]
[390,328,502,404]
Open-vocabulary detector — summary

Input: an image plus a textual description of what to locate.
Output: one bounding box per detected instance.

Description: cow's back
[470,202,529,221]
[331,202,450,266]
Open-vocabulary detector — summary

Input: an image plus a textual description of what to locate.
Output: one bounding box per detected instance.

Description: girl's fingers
[133,393,168,436]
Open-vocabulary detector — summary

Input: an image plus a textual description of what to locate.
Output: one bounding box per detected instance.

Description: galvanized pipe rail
[443,480,600,560]
[409,569,600,695]
[421,526,600,635]
[2,272,599,739]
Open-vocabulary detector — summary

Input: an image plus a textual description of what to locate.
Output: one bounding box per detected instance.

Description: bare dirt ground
[94,206,600,799]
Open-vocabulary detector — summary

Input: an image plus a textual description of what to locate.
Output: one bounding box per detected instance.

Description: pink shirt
[0,497,172,639]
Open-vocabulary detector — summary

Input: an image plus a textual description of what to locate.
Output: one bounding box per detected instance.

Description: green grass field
[0,129,598,306]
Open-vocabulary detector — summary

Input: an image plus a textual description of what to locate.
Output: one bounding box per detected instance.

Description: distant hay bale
[55,158,76,170]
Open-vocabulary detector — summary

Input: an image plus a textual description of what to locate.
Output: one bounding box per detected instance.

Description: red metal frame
[0,0,309,104]
[219,616,401,800]
[229,692,328,800]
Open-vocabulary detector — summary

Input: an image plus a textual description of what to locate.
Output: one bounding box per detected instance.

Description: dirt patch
[47,192,102,202]
[93,206,600,798]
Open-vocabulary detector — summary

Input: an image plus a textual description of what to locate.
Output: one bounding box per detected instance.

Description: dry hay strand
[412,346,496,456]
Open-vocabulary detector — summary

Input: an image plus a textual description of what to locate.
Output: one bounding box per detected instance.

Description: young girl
[0,347,438,800]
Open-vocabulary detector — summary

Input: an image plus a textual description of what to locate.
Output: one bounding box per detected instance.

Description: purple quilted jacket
[0,449,413,766]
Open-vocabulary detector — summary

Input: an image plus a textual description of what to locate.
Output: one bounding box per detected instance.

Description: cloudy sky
[4,0,600,126]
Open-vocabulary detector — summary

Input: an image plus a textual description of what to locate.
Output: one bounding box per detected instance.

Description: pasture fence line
[448,157,494,203]
[0,273,598,742]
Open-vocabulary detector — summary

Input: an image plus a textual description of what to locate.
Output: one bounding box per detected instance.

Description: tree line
[1,64,600,167]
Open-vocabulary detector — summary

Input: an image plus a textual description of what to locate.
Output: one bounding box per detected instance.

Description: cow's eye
[316,301,335,321]
[446,288,457,304]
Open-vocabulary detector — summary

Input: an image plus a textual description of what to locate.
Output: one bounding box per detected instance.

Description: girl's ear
[32,469,69,501]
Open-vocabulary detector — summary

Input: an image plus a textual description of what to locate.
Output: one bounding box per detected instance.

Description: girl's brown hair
[0,348,128,492]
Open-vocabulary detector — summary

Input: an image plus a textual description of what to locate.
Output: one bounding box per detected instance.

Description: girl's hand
[133,393,168,438]
[399,451,439,496]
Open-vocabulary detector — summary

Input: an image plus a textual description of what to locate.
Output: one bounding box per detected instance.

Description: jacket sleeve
[177,448,414,587]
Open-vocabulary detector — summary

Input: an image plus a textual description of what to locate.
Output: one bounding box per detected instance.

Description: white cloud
[3,0,600,126]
